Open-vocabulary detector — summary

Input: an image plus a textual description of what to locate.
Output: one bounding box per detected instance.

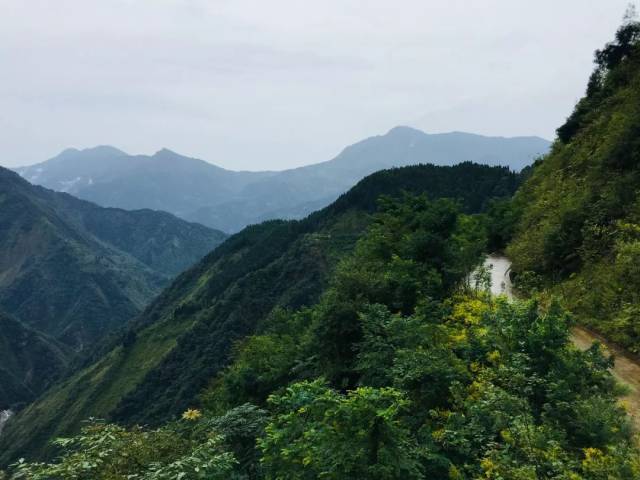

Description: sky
[0,0,634,170]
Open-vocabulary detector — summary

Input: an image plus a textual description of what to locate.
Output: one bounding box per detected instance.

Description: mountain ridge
[0,166,226,350]
[0,161,520,464]
[15,128,550,233]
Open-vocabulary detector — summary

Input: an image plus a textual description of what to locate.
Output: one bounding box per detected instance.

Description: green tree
[10,420,235,480]
[259,380,422,480]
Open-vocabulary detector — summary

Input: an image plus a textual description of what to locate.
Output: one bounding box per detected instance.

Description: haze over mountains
[4,7,640,477]
[0,126,546,416]
[17,127,550,233]
[0,166,226,354]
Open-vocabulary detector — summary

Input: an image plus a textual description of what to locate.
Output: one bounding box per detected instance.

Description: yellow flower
[582,447,604,470]
[617,399,630,412]
[476,327,489,337]
[583,447,602,460]
[480,457,496,475]
[450,298,489,325]
[450,329,467,344]
[500,429,513,444]
[431,408,452,420]
[448,465,463,479]
[468,380,485,400]
[487,350,501,364]
[182,408,202,421]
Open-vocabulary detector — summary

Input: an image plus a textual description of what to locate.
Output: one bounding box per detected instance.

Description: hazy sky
[0,1,633,170]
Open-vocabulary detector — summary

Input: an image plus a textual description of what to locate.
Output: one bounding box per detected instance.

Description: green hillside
[8,186,638,478]
[507,18,640,352]
[0,312,70,410]
[0,167,225,349]
[0,162,519,465]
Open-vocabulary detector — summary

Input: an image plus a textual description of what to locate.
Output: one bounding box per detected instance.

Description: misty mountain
[0,167,226,349]
[16,127,550,232]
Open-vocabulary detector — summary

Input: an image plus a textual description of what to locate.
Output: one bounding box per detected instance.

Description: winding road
[483,254,640,427]
[571,326,640,424]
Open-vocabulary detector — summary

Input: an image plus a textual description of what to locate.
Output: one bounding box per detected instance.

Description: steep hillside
[0,312,70,410]
[16,128,549,232]
[0,162,519,464]
[8,187,638,479]
[0,167,226,349]
[507,19,640,352]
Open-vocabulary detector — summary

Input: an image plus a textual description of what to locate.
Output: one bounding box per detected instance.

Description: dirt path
[482,255,640,427]
[571,326,640,427]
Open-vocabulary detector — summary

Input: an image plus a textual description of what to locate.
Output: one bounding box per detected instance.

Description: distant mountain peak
[386,125,426,136]
[17,129,550,232]
[59,147,80,155]
[152,148,188,161]
[59,145,126,157]
[384,126,550,144]
[89,145,127,155]
[154,147,178,155]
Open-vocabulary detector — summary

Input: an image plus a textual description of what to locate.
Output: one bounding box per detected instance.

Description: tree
[259,380,422,480]
[10,419,235,480]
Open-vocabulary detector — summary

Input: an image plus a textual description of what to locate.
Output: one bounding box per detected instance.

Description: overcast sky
[0,1,633,170]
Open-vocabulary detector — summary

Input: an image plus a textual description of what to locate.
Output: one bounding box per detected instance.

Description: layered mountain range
[16,127,550,233]
[2,17,640,478]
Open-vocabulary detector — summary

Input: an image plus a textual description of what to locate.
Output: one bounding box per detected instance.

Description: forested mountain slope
[16,128,549,232]
[0,312,70,410]
[507,18,640,353]
[0,162,519,465]
[8,175,639,478]
[0,167,226,349]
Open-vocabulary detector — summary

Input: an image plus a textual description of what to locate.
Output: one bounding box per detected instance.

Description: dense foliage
[9,194,638,479]
[507,15,640,353]
[100,162,519,425]
[0,163,519,466]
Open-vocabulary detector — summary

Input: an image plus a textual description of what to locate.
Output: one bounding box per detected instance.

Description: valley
[0,162,520,464]
[1,7,640,479]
